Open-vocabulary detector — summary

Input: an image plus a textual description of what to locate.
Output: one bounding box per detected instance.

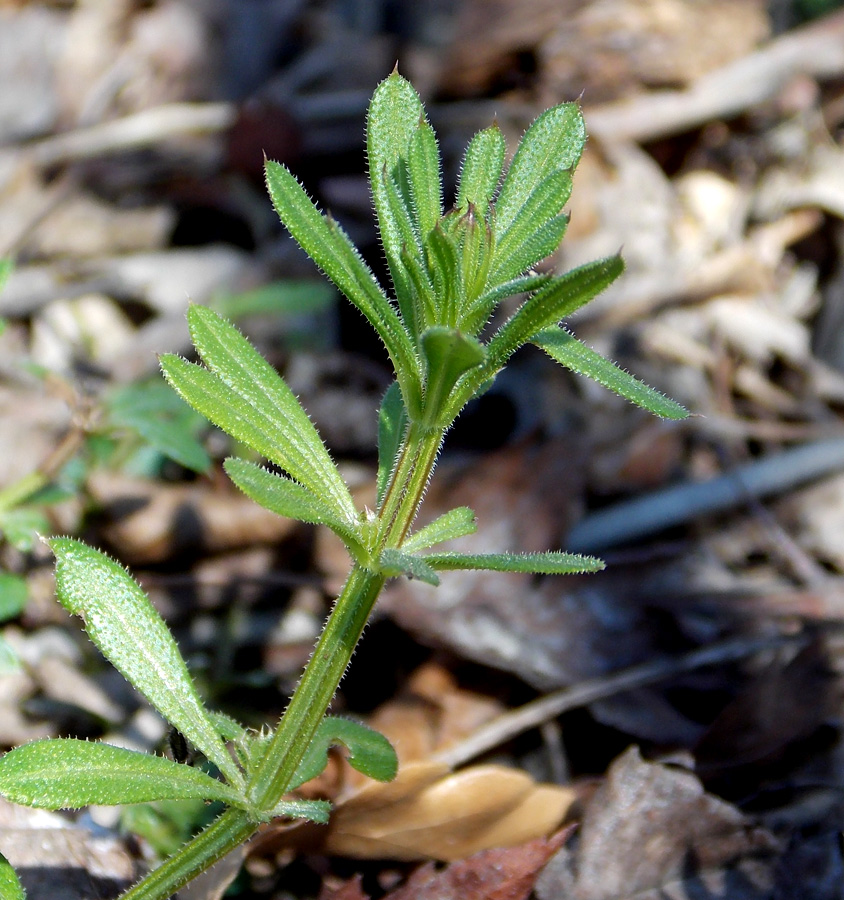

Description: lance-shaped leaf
[534,326,689,420]
[288,716,398,791]
[491,169,572,283]
[490,214,569,289]
[0,740,245,809]
[407,120,442,241]
[267,798,332,824]
[224,458,367,562]
[379,164,424,335]
[425,223,462,326]
[182,305,357,523]
[459,206,494,306]
[0,852,24,900]
[459,272,550,336]
[49,538,243,787]
[495,103,584,237]
[423,550,604,575]
[402,506,477,554]
[379,548,440,585]
[264,160,422,415]
[485,255,623,373]
[457,124,506,216]
[367,72,424,266]
[377,382,409,507]
[420,327,486,426]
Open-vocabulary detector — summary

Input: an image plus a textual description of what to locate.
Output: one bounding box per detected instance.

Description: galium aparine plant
[0,71,686,899]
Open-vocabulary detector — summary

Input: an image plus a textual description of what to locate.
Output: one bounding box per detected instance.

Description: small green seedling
[0,72,686,898]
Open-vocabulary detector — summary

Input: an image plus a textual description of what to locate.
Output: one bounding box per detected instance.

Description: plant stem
[118,808,257,900]
[246,564,386,809]
[376,421,444,549]
[120,421,445,899]
[247,420,442,811]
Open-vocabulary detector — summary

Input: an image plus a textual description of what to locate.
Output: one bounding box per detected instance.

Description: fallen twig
[585,10,844,143]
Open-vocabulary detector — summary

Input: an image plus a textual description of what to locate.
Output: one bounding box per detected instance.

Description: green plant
[0,72,686,899]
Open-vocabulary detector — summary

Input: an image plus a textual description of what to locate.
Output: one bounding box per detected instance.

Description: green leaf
[367,73,424,268]
[491,170,572,283]
[224,458,366,561]
[165,306,357,525]
[485,255,623,372]
[379,163,425,335]
[49,538,243,788]
[423,550,604,574]
[495,103,584,236]
[420,327,486,426]
[534,327,689,420]
[289,716,398,791]
[0,740,244,809]
[0,573,27,621]
[459,272,551,336]
[0,508,50,553]
[379,548,440,585]
[425,223,462,327]
[213,279,336,320]
[108,381,210,474]
[402,506,477,554]
[0,851,25,900]
[458,207,494,305]
[209,711,247,743]
[377,382,408,507]
[407,120,442,241]
[264,160,421,415]
[267,797,331,825]
[457,124,506,217]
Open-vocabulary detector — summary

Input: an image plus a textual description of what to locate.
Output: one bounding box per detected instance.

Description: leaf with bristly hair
[423,550,605,575]
[377,382,409,507]
[49,538,242,788]
[534,326,689,420]
[224,458,367,562]
[264,160,422,415]
[494,103,584,237]
[0,739,244,809]
[380,548,441,585]
[402,506,477,554]
[0,851,24,900]
[288,716,398,790]
[457,124,506,217]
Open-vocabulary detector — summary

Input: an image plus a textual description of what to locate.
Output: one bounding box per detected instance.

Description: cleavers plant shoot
[0,72,686,899]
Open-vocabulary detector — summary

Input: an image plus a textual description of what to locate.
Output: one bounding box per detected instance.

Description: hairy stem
[376,421,444,549]
[247,564,386,809]
[118,808,257,900]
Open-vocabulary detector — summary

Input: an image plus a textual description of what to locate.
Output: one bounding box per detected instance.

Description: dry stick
[434,631,805,770]
[27,102,236,169]
[585,9,844,143]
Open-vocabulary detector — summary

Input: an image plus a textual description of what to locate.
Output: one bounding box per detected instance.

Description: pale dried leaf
[326,760,576,861]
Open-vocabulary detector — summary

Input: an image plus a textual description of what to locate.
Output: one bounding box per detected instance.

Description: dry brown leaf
[380,828,574,900]
[355,662,507,769]
[325,760,576,862]
[535,746,780,900]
